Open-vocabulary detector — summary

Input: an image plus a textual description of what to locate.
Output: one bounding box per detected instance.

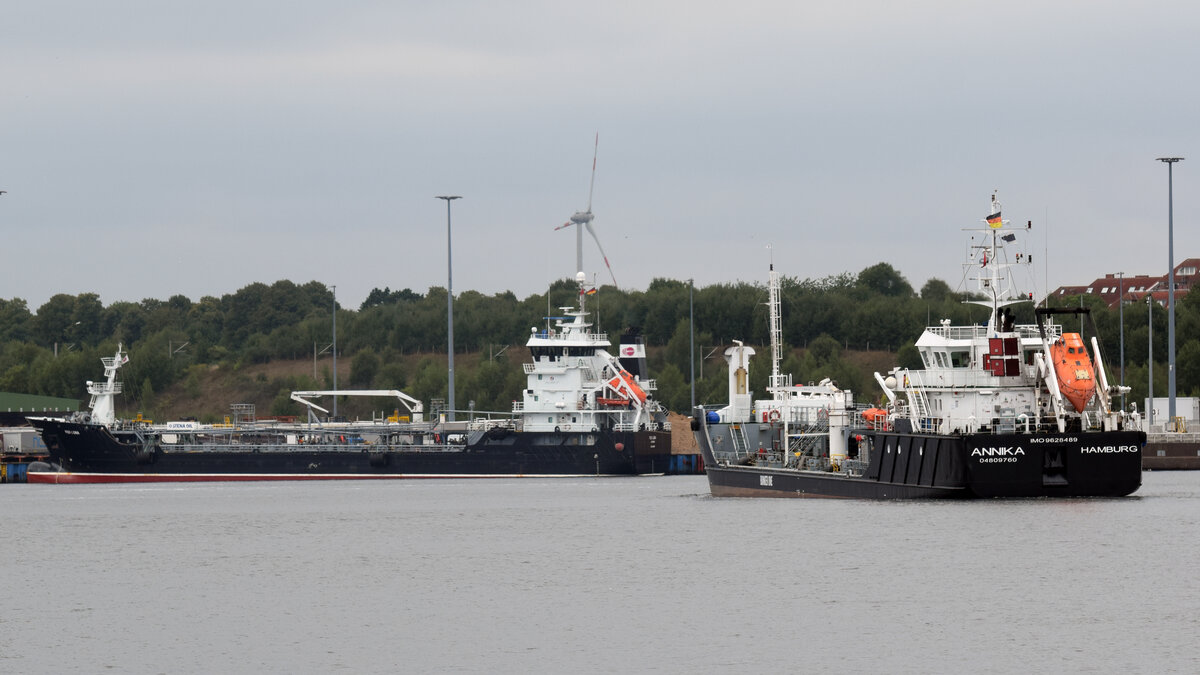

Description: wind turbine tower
[555,133,618,287]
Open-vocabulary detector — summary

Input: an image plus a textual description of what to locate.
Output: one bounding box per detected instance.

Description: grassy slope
[138,347,900,424]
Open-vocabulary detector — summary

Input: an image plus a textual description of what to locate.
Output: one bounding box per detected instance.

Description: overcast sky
[2,1,1195,313]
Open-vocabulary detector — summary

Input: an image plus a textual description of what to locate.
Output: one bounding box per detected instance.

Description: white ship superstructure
[517,273,668,433]
[875,194,1135,436]
[84,344,127,426]
[693,192,1143,499]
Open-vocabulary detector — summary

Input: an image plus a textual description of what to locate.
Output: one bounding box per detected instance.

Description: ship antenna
[767,256,787,394]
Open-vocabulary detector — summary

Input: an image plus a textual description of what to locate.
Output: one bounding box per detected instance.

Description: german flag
[586,287,598,296]
[987,211,1002,228]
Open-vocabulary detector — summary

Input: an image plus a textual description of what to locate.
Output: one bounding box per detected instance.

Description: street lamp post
[1156,157,1183,427]
[689,278,695,412]
[437,195,461,422]
[332,285,338,418]
[1118,272,1124,411]
[1148,294,1154,428]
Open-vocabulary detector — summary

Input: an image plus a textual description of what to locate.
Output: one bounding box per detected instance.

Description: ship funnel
[723,341,756,423]
[619,331,648,381]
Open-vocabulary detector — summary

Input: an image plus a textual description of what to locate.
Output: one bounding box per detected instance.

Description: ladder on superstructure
[729,424,750,457]
[786,419,829,460]
[903,369,935,432]
[767,263,791,392]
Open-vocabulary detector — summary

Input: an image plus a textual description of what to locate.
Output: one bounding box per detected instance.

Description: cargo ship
[29,275,679,483]
[693,194,1144,498]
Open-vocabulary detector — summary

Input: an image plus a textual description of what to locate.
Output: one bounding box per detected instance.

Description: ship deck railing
[612,422,670,432]
[924,323,1062,340]
[904,367,1036,390]
[465,417,518,431]
[523,357,597,374]
[1146,430,1200,442]
[778,407,831,426]
[532,330,609,343]
[135,420,440,434]
[160,442,464,453]
[786,421,829,456]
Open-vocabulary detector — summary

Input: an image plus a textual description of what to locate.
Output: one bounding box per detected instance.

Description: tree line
[1,262,1195,419]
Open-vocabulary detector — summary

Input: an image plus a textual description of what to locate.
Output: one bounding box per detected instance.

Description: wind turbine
[554,133,618,288]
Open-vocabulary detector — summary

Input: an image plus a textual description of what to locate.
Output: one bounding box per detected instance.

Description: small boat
[1049,333,1096,412]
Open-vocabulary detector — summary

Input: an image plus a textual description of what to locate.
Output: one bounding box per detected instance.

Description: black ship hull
[702,463,969,499]
[29,418,674,483]
[695,415,1143,499]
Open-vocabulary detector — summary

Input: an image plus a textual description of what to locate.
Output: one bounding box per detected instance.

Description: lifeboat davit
[1050,333,1096,412]
[606,369,648,404]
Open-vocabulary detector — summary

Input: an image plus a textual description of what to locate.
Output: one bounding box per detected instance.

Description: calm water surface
[2,473,1198,674]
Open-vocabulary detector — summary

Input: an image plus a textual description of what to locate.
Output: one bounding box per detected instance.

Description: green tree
[897,342,922,370]
[467,359,510,413]
[920,278,954,302]
[0,364,30,393]
[140,377,155,412]
[32,294,78,347]
[349,349,380,388]
[654,362,688,413]
[1177,340,1200,396]
[373,361,408,390]
[0,298,33,343]
[807,334,842,364]
[857,263,914,297]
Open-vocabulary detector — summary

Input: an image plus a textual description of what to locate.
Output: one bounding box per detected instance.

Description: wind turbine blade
[586,132,598,213]
[554,221,574,231]
[585,221,618,289]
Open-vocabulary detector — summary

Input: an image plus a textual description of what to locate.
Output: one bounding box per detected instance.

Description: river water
[1,472,1197,674]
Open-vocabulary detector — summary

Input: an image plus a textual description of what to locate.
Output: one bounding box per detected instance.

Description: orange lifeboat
[1049,333,1096,412]
[606,369,648,404]
[862,407,890,430]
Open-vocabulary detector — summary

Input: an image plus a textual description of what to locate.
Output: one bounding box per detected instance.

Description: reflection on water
[2,473,1198,673]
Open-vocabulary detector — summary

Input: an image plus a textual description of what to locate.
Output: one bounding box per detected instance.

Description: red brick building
[1049,258,1200,309]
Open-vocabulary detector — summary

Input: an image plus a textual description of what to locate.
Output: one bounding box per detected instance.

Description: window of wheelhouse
[949,350,970,368]
[529,346,559,361]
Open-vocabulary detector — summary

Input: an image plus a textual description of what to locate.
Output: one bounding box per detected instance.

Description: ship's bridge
[914,322,1061,375]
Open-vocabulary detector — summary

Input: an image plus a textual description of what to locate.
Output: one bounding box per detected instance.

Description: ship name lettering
[1080,445,1139,454]
[970,446,1026,457]
[760,475,773,487]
